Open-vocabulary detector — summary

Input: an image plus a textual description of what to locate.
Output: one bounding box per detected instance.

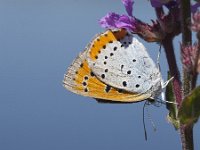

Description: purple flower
[191,2,200,14]
[99,12,136,30]
[99,0,165,42]
[191,11,200,32]
[99,0,136,31]
[122,0,134,17]
[181,43,199,73]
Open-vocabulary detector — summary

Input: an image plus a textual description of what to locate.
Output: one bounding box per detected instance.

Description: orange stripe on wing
[89,29,127,60]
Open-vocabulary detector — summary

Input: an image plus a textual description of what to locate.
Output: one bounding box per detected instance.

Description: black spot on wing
[90,72,95,77]
[82,82,87,86]
[101,74,105,79]
[113,47,117,51]
[122,81,127,87]
[136,84,140,88]
[84,76,89,80]
[105,85,111,93]
[127,70,131,74]
[84,88,88,92]
[133,59,136,62]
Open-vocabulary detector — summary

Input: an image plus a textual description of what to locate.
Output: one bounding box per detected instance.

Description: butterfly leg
[160,77,178,104]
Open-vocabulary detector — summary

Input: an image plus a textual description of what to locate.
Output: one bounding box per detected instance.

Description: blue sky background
[0,0,199,150]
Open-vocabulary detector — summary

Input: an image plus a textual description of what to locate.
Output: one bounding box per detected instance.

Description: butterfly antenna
[146,104,157,132]
[143,101,148,141]
[156,94,178,105]
[143,101,157,141]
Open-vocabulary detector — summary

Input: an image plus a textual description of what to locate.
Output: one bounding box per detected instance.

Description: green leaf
[178,86,200,125]
[166,72,179,129]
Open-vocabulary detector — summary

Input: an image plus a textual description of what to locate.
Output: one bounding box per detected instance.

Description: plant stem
[180,125,194,150]
[162,36,182,106]
[192,32,200,89]
[180,0,194,150]
[181,0,192,94]
[155,7,182,106]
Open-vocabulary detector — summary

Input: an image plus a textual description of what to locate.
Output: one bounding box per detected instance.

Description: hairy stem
[180,0,194,150]
[180,125,194,150]
[192,32,200,89]
[181,0,192,94]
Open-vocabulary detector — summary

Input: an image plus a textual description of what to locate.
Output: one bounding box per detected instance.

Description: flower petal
[191,2,200,14]
[122,0,134,17]
[99,12,121,29]
[117,15,136,30]
[99,13,136,30]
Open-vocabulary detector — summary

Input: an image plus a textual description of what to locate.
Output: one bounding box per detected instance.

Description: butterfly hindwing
[87,29,162,96]
[63,49,151,102]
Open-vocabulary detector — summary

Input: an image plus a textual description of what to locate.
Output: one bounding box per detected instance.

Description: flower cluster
[99,0,165,42]
[99,0,200,42]
[191,11,200,32]
[181,43,199,73]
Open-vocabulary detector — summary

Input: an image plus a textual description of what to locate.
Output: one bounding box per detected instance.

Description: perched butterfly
[63,29,168,103]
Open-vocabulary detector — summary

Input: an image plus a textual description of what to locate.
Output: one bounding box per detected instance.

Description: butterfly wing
[87,29,162,95]
[63,49,151,102]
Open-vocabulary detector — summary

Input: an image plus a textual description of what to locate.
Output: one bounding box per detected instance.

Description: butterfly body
[63,29,164,103]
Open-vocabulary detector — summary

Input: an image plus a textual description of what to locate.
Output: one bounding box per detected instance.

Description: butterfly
[63,29,167,103]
